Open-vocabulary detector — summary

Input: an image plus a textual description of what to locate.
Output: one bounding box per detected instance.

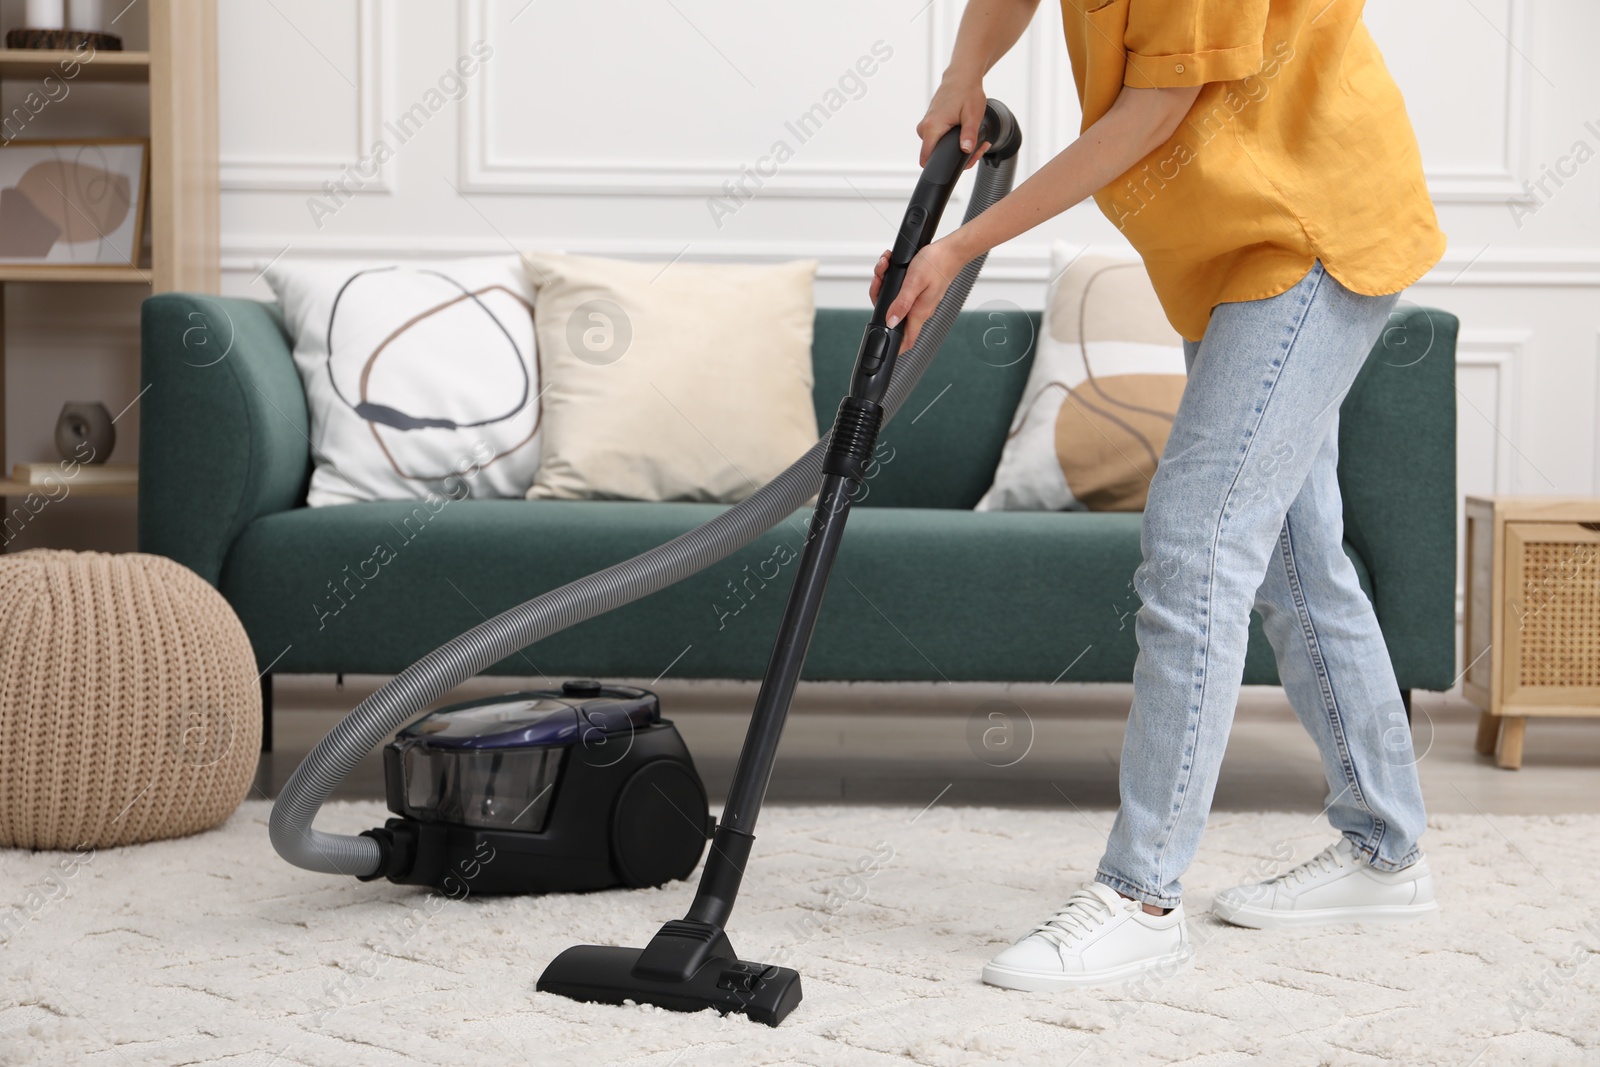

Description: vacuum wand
[538,100,1021,1026]
[690,118,996,923]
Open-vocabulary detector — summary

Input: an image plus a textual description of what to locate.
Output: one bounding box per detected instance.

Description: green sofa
[139,296,1458,743]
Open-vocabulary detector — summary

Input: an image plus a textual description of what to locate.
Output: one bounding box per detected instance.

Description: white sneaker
[982,881,1194,991]
[1212,837,1439,929]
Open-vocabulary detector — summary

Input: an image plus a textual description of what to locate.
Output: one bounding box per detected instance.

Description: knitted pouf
[0,550,261,849]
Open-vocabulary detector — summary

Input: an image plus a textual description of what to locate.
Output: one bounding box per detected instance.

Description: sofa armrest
[1336,305,1459,691]
[139,295,310,586]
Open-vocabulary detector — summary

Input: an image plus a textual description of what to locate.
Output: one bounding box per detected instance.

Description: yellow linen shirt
[1060,0,1446,340]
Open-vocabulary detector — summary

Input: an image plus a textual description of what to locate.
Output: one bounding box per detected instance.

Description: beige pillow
[522,252,819,502]
[976,245,1187,513]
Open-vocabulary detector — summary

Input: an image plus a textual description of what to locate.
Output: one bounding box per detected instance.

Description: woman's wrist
[938,61,984,91]
[940,224,991,267]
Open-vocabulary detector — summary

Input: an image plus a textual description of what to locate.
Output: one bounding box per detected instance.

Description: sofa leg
[1399,688,1411,724]
[261,673,274,753]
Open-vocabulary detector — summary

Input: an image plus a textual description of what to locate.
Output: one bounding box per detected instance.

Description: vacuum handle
[883,102,1018,263]
[856,99,1021,403]
[876,99,1020,299]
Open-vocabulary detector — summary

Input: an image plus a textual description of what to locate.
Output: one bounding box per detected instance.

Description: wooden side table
[1464,497,1600,769]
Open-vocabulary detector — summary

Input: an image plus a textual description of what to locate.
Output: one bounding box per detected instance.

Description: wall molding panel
[1454,330,1529,495]
[220,0,396,194]
[458,0,933,198]
[222,238,1600,290]
[1451,329,1532,617]
[1593,330,1600,495]
[1415,250,1600,289]
[1420,0,1533,203]
[221,235,1049,284]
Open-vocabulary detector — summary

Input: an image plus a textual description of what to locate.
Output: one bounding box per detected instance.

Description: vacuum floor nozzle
[537,920,802,1027]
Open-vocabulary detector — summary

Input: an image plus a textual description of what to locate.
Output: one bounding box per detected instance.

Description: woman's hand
[917,73,991,168]
[869,240,966,350]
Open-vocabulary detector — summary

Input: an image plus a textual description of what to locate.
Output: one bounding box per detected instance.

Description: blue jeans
[1095,262,1428,909]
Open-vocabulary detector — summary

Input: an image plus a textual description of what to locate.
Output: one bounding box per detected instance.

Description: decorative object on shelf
[4,27,122,49]
[0,550,261,849]
[54,400,115,463]
[6,0,121,49]
[25,0,66,27]
[0,139,147,268]
[1465,496,1600,770]
[69,0,106,31]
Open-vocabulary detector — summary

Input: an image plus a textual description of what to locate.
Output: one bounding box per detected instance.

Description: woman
[873,0,1445,990]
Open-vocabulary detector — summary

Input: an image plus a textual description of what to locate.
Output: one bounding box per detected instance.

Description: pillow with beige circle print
[976,246,1187,513]
[265,257,543,506]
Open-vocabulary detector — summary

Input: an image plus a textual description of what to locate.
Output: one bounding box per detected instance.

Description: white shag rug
[2,800,1597,1067]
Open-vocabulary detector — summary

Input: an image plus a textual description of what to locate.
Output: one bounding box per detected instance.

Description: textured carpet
[1,800,1597,1066]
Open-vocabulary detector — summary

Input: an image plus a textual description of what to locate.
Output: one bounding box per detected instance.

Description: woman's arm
[876,80,1202,347]
[920,0,1042,164]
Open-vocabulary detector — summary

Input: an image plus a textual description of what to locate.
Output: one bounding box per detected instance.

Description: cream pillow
[522,252,819,503]
[976,245,1188,512]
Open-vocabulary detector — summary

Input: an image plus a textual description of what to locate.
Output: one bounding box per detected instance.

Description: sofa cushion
[977,248,1187,513]
[265,256,543,506]
[220,499,1371,686]
[522,252,819,503]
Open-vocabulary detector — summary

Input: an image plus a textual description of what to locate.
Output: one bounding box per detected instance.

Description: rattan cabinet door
[1503,521,1600,713]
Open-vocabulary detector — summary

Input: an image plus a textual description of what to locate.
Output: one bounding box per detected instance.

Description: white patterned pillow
[266,256,542,507]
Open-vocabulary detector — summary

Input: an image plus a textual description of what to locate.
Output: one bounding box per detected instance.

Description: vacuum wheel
[610,759,710,888]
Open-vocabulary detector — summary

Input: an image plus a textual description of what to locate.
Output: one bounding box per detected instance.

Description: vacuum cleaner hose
[270,149,1019,878]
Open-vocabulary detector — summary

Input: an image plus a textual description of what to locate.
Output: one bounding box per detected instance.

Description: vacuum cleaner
[374,680,711,894]
[270,99,1022,1027]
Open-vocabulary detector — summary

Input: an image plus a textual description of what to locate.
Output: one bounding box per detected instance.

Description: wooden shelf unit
[0,1,218,503]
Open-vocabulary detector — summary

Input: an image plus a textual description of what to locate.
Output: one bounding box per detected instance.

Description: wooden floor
[254,676,1600,816]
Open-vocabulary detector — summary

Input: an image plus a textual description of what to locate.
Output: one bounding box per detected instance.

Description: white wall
[8,1,1599,587]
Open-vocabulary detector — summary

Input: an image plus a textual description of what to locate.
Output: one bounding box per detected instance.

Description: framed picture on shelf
[0,138,148,270]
